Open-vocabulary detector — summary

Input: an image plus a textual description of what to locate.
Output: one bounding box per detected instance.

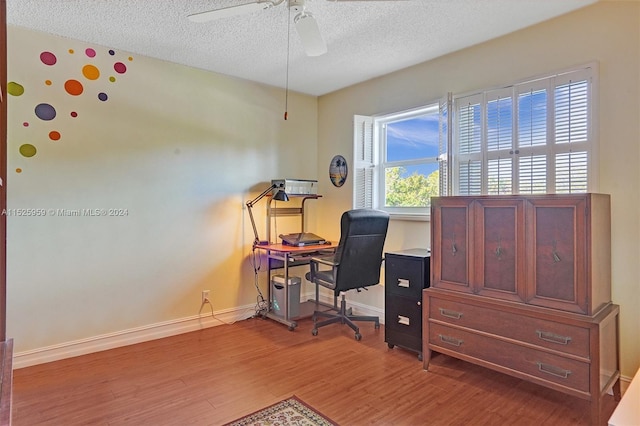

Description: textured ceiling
[7,0,597,96]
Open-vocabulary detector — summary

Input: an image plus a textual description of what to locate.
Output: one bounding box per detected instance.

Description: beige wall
[6,26,318,352]
[6,1,640,380]
[316,1,640,378]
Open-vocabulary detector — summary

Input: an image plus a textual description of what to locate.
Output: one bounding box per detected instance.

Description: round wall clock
[329,155,348,187]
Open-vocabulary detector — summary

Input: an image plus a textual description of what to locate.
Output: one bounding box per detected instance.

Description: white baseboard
[13,304,256,369]
[13,293,384,369]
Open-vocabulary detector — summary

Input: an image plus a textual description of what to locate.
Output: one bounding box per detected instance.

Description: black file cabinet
[385,249,430,360]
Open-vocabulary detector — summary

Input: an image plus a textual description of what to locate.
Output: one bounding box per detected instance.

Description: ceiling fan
[188,0,406,57]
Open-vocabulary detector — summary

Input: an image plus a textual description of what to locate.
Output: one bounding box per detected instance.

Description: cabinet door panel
[528,197,587,314]
[431,198,474,293]
[475,199,525,301]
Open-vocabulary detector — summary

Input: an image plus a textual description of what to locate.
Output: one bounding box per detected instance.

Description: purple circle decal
[40,51,57,66]
[109,50,115,56]
[98,93,108,101]
[114,62,127,74]
[85,48,96,58]
[35,103,57,121]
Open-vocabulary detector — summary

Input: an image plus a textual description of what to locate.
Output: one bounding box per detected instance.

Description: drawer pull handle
[397,278,410,288]
[536,330,572,345]
[398,315,410,326]
[439,308,463,320]
[552,240,561,263]
[536,362,571,379]
[438,334,463,347]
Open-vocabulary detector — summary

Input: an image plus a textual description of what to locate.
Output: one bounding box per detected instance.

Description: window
[353,65,596,217]
[354,99,448,218]
[453,66,595,195]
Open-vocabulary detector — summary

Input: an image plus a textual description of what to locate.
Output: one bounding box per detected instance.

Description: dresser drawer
[428,322,590,393]
[428,296,590,358]
[385,254,428,299]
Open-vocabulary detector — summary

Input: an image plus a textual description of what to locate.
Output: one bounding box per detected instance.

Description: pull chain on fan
[284,4,292,120]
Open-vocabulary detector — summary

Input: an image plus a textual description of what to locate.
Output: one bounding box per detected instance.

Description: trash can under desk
[271,274,301,318]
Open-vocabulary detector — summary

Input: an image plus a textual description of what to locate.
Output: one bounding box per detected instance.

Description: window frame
[353,99,448,220]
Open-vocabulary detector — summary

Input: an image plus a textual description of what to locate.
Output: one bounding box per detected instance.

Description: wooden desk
[253,242,336,330]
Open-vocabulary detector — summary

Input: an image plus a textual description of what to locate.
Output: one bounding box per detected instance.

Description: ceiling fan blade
[294,12,327,57]
[188,1,274,23]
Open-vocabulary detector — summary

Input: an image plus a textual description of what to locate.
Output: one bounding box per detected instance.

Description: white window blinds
[453,65,594,195]
[353,115,375,209]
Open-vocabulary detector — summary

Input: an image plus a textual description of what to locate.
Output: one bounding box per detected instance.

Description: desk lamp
[246,183,289,246]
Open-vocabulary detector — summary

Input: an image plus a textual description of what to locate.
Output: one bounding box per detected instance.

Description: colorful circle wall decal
[40,51,57,66]
[114,62,126,74]
[19,144,37,158]
[7,82,24,96]
[15,45,134,174]
[82,64,100,80]
[64,79,84,96]
[34,103,56,121]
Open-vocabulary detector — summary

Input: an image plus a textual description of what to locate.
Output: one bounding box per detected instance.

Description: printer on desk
[271,179,318,196]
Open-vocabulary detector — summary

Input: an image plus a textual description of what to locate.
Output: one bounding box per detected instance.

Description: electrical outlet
[201,290,210,304]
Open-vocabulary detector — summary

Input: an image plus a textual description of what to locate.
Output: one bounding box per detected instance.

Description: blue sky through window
[386,113,439,177]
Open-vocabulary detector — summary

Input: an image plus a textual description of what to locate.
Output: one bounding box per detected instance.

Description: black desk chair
[305,209,389,340]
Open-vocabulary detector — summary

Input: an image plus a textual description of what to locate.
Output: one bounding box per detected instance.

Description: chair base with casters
[311,293,380,340]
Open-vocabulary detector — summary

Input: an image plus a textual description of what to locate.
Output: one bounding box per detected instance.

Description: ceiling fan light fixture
[294,11,327,56]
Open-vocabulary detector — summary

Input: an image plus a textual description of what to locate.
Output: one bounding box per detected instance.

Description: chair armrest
[310,255,339,267]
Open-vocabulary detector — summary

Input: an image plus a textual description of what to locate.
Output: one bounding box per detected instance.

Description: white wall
[6,26,318,354]
[316,1,640,378]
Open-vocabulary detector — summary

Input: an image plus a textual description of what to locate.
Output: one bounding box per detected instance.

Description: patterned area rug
[224,396,338,426]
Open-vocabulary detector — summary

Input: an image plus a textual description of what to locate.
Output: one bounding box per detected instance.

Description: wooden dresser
[423,194,620,425]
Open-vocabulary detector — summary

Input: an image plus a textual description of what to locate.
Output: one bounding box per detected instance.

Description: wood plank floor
[12,316,618,425]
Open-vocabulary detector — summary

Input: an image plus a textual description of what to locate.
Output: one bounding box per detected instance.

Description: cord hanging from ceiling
[284,4,292,121]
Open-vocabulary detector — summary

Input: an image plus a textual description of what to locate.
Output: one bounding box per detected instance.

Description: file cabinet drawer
[385,250,430,299]
[386,295,421,340]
